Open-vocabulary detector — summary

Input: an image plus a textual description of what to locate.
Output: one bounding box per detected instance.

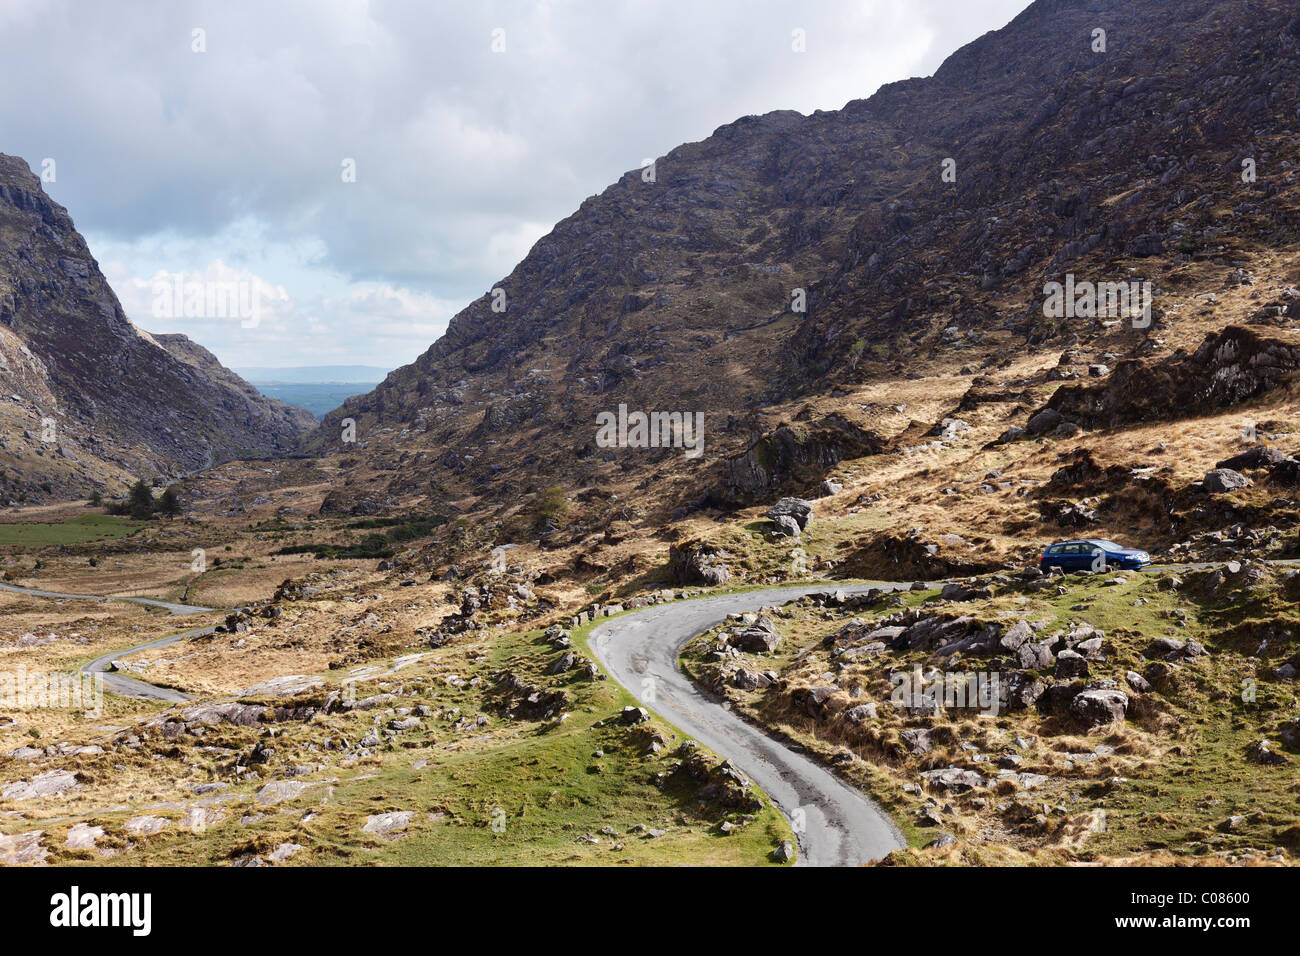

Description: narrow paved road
[0,581,209,614]
[0,581,213,700]
[80,626,214,702]
[588,584,908,867]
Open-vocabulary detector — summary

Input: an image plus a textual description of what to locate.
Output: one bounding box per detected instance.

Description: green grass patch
[0,514,147,547]
[70,625,789,867]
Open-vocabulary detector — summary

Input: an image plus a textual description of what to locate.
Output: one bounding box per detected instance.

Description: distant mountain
[233,366,391,419]
[242,382,383,419]
[233,365,390,385]
[0,154,316,503]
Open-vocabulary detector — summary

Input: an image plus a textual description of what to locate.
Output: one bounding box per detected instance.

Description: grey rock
[1,769,80,800]
[770,514,802,538]
[1069,689,1129,730]
[1055,649,1090,679]
[254,780,309,805]
[619,706,650,725]
[899,728,934,754]
[1125,670,1151,693]
[64,822,105,849]
[362,811,414,838]
[1016,641,1055,670]
[920,767,987,792]
[733,618,782,654]
[765,497,814,531]
[1202,468,1251,493]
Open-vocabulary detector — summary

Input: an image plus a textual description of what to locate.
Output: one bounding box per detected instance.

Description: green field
[0,514,146,546]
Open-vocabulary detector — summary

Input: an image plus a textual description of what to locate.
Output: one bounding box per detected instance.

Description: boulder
[619,706,650,725]
[1,769,80,800]
[800,686,840,717]
[770,514,802,538]
[1016,641,1056,670]
[1125,670,1151,693]
[1216,445,1287,471]
[1069,689,1129,730]
[362,811,414,838]
[920,767,988,792]
[1249,739,1291,765]
[899,728,934,754]
[254,780,309,805]
[1002,673,1046,712]
[1036,683,1082,717]
[1026,408,1064,436]
[1055,649,1089,679]
[1145,637,1186,660]
[64,823,104,849]
[843,703,878,723]
[766,497,815,531]
[733,618,782,654]
[998,619,1033,651]
[1202,468,1251,493]
[0,831,47,866]
[123,815,168,836]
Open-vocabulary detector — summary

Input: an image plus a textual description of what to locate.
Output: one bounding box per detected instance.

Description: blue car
[1040,539,1150,573]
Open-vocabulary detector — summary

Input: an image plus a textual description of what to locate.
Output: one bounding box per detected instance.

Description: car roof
[1047,539,1126,548]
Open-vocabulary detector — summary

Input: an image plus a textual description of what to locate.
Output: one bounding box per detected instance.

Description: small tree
[533,487,570,531]
[127,479,156,520]
[88,489,103,508]
[158,487,181,519]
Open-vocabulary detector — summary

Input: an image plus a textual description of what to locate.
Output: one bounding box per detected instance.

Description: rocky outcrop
[722,416,885,501]
[837,529,1001,581]
[1043,327,1300,431]
[668,540,731,586]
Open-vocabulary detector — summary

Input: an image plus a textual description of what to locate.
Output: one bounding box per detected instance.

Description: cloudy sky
[0,0,1029,372]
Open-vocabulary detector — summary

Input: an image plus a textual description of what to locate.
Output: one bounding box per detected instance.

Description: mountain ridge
[304,0,1300,520]
[0,155,315,501]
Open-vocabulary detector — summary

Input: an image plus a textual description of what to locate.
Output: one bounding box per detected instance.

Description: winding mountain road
[0,581,209,614]
[0,581,213,701]
[588,584,908,867]
[8,562,1251,862]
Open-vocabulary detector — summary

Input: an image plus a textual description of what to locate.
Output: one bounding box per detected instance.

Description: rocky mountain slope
[307,0,1300,524]
[0,154,315,503]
